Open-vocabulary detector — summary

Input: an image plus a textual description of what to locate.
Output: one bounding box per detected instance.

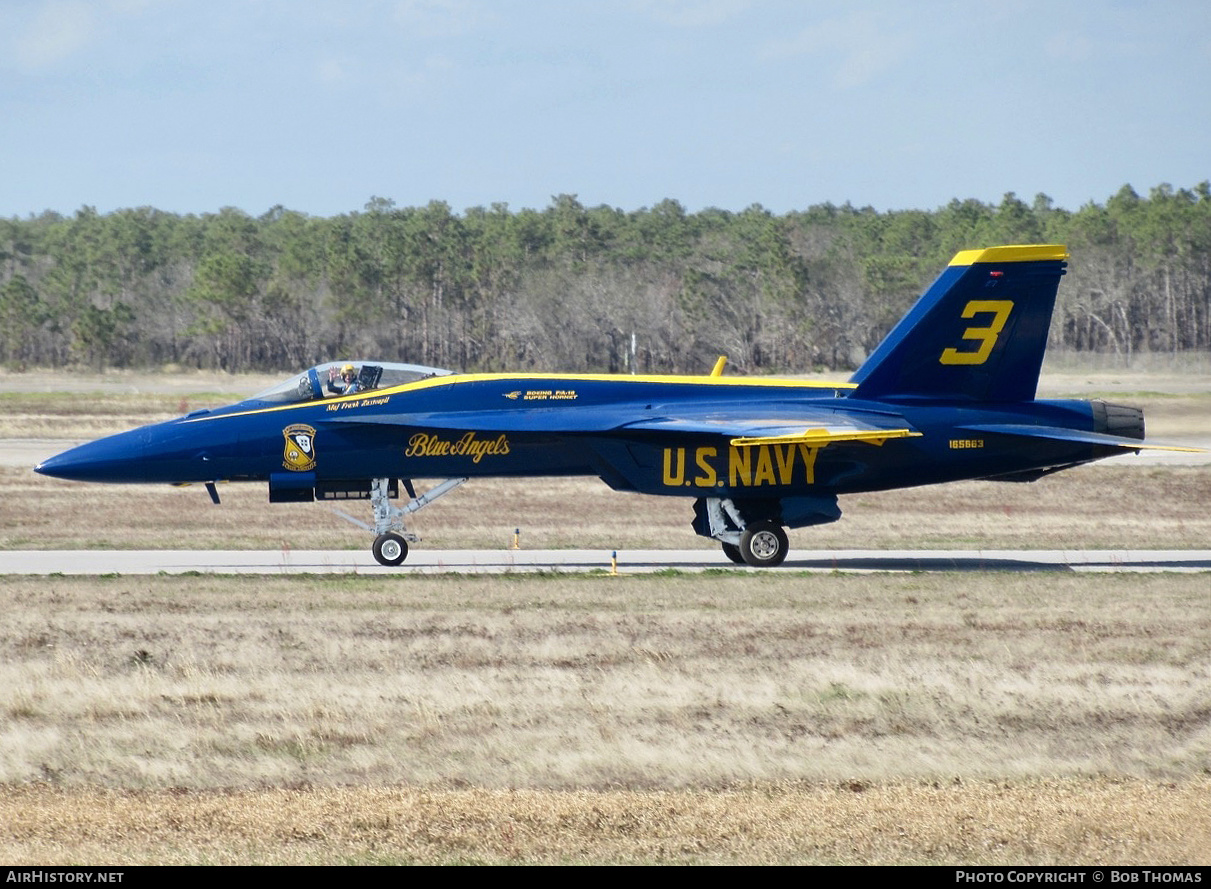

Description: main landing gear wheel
[721,542,745,564]
[372,532,408,566]
[739,520,789,567]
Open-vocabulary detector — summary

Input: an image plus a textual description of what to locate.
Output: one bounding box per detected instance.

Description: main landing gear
[696,498,791,568]
[333,477,467,566]
[719,519,790,567]
[736,520,789,567]
[719,522,790,567]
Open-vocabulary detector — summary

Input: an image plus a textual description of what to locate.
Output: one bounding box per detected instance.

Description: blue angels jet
[35,244,1191,566]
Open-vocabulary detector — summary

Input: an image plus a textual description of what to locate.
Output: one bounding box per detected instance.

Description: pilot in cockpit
[327,363,361,395]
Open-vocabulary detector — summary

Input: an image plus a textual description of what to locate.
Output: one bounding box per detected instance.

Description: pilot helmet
[341,363,356,377]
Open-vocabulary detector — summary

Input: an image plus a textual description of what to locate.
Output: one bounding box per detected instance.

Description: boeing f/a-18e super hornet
[36,244,1191,567]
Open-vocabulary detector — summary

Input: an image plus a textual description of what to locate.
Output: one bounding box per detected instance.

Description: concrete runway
[2,547,1208,574]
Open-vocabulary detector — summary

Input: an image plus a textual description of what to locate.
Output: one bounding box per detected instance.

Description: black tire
[372,532,408,566]
[739,521,788,567]
[721,542,745,564]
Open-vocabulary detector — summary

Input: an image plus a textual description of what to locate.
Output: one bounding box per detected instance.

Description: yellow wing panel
[730,428,921,448]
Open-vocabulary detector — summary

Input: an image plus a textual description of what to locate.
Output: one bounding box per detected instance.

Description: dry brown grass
[3,779,1207,865]
[0,390,236,439]
[1,572,1208,863]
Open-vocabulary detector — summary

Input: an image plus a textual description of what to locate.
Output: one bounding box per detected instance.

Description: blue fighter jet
[35,244,1191,566]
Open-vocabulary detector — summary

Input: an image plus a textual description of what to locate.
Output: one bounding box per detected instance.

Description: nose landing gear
[331,477,467,566]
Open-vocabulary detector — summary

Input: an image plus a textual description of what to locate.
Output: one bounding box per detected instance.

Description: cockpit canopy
[250,361,454,405]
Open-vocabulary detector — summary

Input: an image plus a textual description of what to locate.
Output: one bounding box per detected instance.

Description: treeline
[2,183,1209,375]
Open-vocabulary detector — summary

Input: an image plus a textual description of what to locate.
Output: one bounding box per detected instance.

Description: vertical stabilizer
[850,245,1068,402]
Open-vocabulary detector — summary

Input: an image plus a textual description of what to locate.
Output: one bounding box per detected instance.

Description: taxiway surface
[1,548,1208,574]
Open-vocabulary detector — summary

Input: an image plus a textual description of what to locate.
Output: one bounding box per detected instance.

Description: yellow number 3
[939,300,1014,365]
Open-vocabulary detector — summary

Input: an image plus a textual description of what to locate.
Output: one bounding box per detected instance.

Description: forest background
[2,182,1209,376]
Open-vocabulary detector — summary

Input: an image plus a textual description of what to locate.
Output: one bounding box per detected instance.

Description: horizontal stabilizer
[959,424,1205,452]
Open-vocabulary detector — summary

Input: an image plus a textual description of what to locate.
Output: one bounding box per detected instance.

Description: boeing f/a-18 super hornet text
[36,244,1195,567]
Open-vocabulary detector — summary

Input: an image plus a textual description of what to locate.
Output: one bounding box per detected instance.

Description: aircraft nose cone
[34,430,149,482]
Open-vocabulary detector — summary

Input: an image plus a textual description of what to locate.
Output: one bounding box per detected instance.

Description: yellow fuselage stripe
[184,372,856,423]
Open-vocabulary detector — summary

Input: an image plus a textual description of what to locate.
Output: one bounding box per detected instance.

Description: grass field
[1,369,1208,864]
[2,572,1208,864]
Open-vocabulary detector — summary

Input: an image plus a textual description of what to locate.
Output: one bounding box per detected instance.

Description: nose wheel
[372,532,408,566]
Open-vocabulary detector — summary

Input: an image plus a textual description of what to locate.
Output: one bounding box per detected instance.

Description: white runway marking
[1,548,1208,574]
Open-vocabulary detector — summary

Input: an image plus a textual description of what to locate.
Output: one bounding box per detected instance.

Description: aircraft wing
[617,416,920,447]
[330,404,919,447]
[958,424,1205,452]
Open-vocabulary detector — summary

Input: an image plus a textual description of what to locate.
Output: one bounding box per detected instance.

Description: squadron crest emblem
[282,424,317,471]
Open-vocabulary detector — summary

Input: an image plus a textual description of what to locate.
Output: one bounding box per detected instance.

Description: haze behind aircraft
[36,244,1193,567]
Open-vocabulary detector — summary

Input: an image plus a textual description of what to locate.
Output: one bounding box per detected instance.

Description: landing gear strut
[696,497,790,568]
[370,477,466,565]
[332,477,467,566]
